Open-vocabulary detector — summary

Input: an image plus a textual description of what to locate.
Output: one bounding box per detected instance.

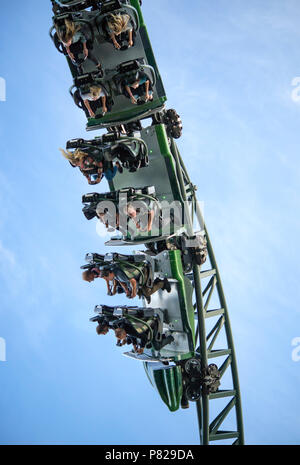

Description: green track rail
[173,144,245,445]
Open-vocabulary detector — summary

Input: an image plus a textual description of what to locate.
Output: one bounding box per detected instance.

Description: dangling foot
[97,63,103,78]
[116,161,123,173]
[162,277,171,293]
[181,393,189,410]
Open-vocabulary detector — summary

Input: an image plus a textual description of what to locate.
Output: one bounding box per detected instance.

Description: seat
[95,1,140,43]
[52,0,101,12]
[113,59,156,96]
[70,72,113,117]
[50,12,95,58]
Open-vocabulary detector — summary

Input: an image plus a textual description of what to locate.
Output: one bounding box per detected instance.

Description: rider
[113,316,174,354]
[60,147,121,184]
[106,13,134,49]
[55,18,102,72]
[80,85,108,118]
[124,71,153,105]
[82,261,171,304]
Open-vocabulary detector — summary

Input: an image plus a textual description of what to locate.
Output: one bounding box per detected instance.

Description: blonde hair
[59,148,87,165]
[56,19,81,43]
[89,86,103,100]
[107,13,130,35]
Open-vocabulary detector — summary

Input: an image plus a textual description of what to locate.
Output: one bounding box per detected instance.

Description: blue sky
[0,0,300,445]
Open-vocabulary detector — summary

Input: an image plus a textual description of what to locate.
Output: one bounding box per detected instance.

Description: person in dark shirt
[124,72,153,105]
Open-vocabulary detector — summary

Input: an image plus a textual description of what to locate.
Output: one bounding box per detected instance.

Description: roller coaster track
[174,145,244,444]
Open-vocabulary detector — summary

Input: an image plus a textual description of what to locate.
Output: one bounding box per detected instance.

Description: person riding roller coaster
[94,305,123,336]
[124,201,155,232]
[55,18,102,74]
[79,84,110,118]
[62,133,148,185]
[82,261,171,304]
[82,187,156,236]
[60,146,122,185]
[113,317,174,355]
[104,13,134,50]
[96,200,155,233]
[83,185,180,238]
[93,306,174,354]
[123,71,153,105]
[110,141,147,172]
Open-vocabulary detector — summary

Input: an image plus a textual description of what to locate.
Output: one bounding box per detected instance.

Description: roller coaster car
[66,134,148,184]
[82,186,157,236]
[81,187,207,253]
[87,249,218,411]
[50,1,166,129]
[91,304,166,349]
[89,4,167,129]
[81,185,182,242]
[50,0,140,71]
[152,109,183,140]
[84,249,195,359]
[83,59,163,129]
[82,251,155,298]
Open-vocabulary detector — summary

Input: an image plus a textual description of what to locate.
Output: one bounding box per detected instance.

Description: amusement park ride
[50,0,244,445]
